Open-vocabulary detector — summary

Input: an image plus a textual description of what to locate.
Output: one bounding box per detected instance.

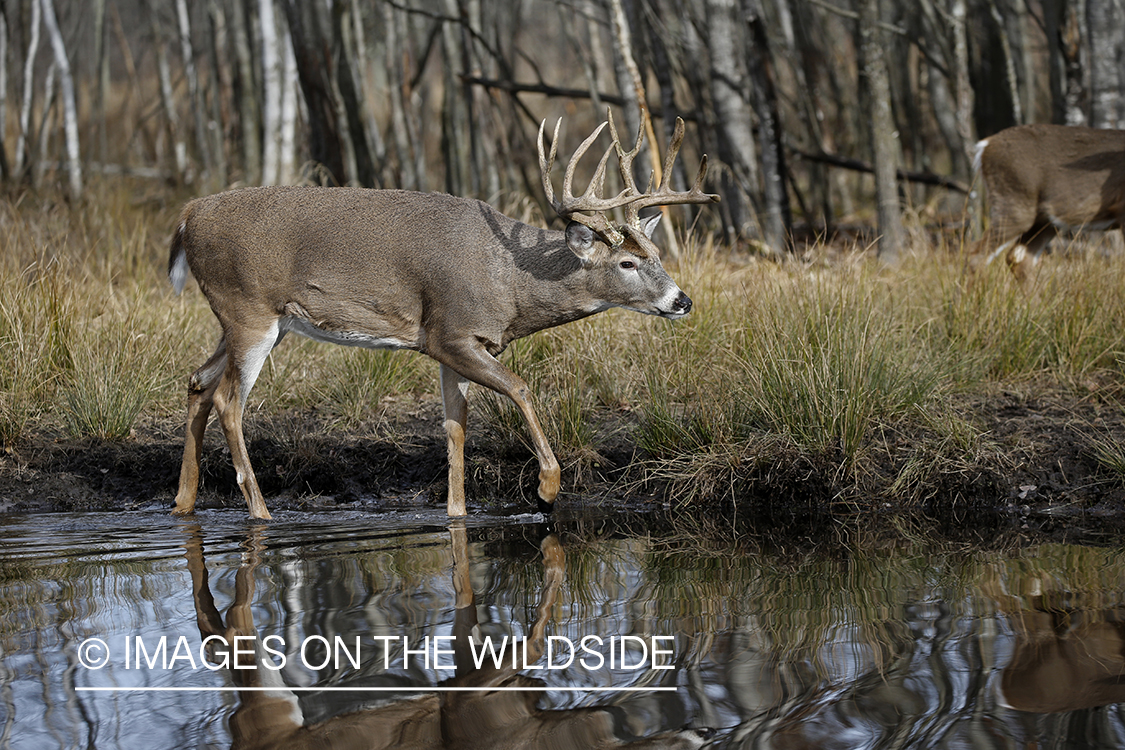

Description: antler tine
[562,121,610,206]
[537,119,562,213]
[691,154,712,194]
[585,142,616,203]
[658,117,687,193]
[606,108,642,197]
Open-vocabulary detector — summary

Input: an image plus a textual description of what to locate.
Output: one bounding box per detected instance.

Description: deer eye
[619,260,637,270]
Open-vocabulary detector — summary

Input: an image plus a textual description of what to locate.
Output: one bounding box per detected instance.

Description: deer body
[973,124,1125,283]
[170,115,717,521]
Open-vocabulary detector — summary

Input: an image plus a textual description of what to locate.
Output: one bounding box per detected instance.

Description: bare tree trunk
[949,0,980,231]
[279,27,298,184]
[858,0,905,262]
[176,0,214,182]
[41,0,81,198]
[332,0,376,187]
[607,0,650,187]
[149,0,189,182]
[1087,0,1125,128]
[743,0,791,251]
[441,0,467,196]
[1063,0,1088,125]
[33,62,56,189]
[283,0,346,184]
[92,0,109,166]
[775,0,833,231]
[459,0,495,197]
[0,7,9,182]
[385,2,418,190]
[993,0,1026,124]
[705,0,760,244]
[207,0,230,187]
[1045,0,1087,124]
[260,0,282,185]
[950,0,975,163]
[16,0,41,178]
[229,0,261,184]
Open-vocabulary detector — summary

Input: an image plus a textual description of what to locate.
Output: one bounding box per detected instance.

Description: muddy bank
[3,387,1125,542]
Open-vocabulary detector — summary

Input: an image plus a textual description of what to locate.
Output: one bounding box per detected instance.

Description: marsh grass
[321,348,433,428]
[735,268,943,458]
[5,183,1125,505]
[60,310,173,440]
[0,264,71,444]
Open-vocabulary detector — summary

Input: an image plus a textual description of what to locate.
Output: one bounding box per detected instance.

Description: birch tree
[0,7,8,182]
[16,0,41,178]
[260,0,284,185]
[40,0,81,198]
[705,0,761,243]
[743,0,790,251]
[176,0,213,181]
[228,0,261,184]
[1087,0,1125,128]
[858,0,905,262]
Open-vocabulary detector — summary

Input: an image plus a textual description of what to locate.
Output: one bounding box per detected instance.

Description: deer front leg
[433,343,560,511]
[440,364,469,517]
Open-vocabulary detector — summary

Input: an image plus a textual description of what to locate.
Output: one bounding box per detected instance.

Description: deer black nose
[674,292,692,313]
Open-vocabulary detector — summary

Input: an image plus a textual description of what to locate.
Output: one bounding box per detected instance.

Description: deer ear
[565,221,597,260]
[640,212,662,239]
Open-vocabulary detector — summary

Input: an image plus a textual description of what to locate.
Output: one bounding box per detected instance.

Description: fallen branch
[793,149,969,193]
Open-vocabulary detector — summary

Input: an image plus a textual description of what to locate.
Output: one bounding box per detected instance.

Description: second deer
[168,114,718,520]
[971,123,1125,284]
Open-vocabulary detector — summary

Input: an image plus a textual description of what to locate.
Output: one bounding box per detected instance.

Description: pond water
[2,509,1125,749]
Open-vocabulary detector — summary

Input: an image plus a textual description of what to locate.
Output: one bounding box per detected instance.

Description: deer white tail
[169,221,190,294]
[972,138,989,176]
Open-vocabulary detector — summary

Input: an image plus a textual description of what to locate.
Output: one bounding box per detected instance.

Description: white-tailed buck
[972,123,1125,284]
[169,115,718,520]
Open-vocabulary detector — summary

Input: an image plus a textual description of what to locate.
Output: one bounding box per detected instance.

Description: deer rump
[973,124,1125,281]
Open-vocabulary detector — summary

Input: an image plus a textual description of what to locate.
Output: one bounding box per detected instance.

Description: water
[3,509,1125,749]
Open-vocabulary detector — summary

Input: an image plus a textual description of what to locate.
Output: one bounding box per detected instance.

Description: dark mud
[4,387,1125,545]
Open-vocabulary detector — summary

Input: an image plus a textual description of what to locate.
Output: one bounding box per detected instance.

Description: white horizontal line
[77,686,678,693]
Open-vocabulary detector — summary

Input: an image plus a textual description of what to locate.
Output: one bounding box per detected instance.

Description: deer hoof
[537,468,560,504]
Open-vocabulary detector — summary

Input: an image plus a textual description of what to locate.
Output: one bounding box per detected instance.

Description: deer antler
[537,110,719,247]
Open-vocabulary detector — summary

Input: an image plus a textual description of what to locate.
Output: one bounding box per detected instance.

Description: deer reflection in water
[993,575,1125,714]
[183,525,706,750]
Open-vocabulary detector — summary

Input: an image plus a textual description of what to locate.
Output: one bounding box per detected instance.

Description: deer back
[977,124,1125,232]
[172,186,686,356]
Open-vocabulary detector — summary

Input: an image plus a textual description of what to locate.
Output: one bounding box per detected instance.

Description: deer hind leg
[211,320,284,520]
[433,342,560,511]
[440,364,470,517]
[173,338,229,515]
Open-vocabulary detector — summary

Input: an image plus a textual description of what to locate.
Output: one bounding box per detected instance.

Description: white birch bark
[1087,0,1125,128]
[16,0,41,175]
[33,62,55,189]
[40,0,82,197]
[0,10,8,179]
[176,0,212,177]
[260,0,283,185]
[279,29,298,185]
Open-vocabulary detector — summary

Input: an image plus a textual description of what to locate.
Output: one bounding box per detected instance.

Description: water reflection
[185,522,701,749]
[4,512,1125,749]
